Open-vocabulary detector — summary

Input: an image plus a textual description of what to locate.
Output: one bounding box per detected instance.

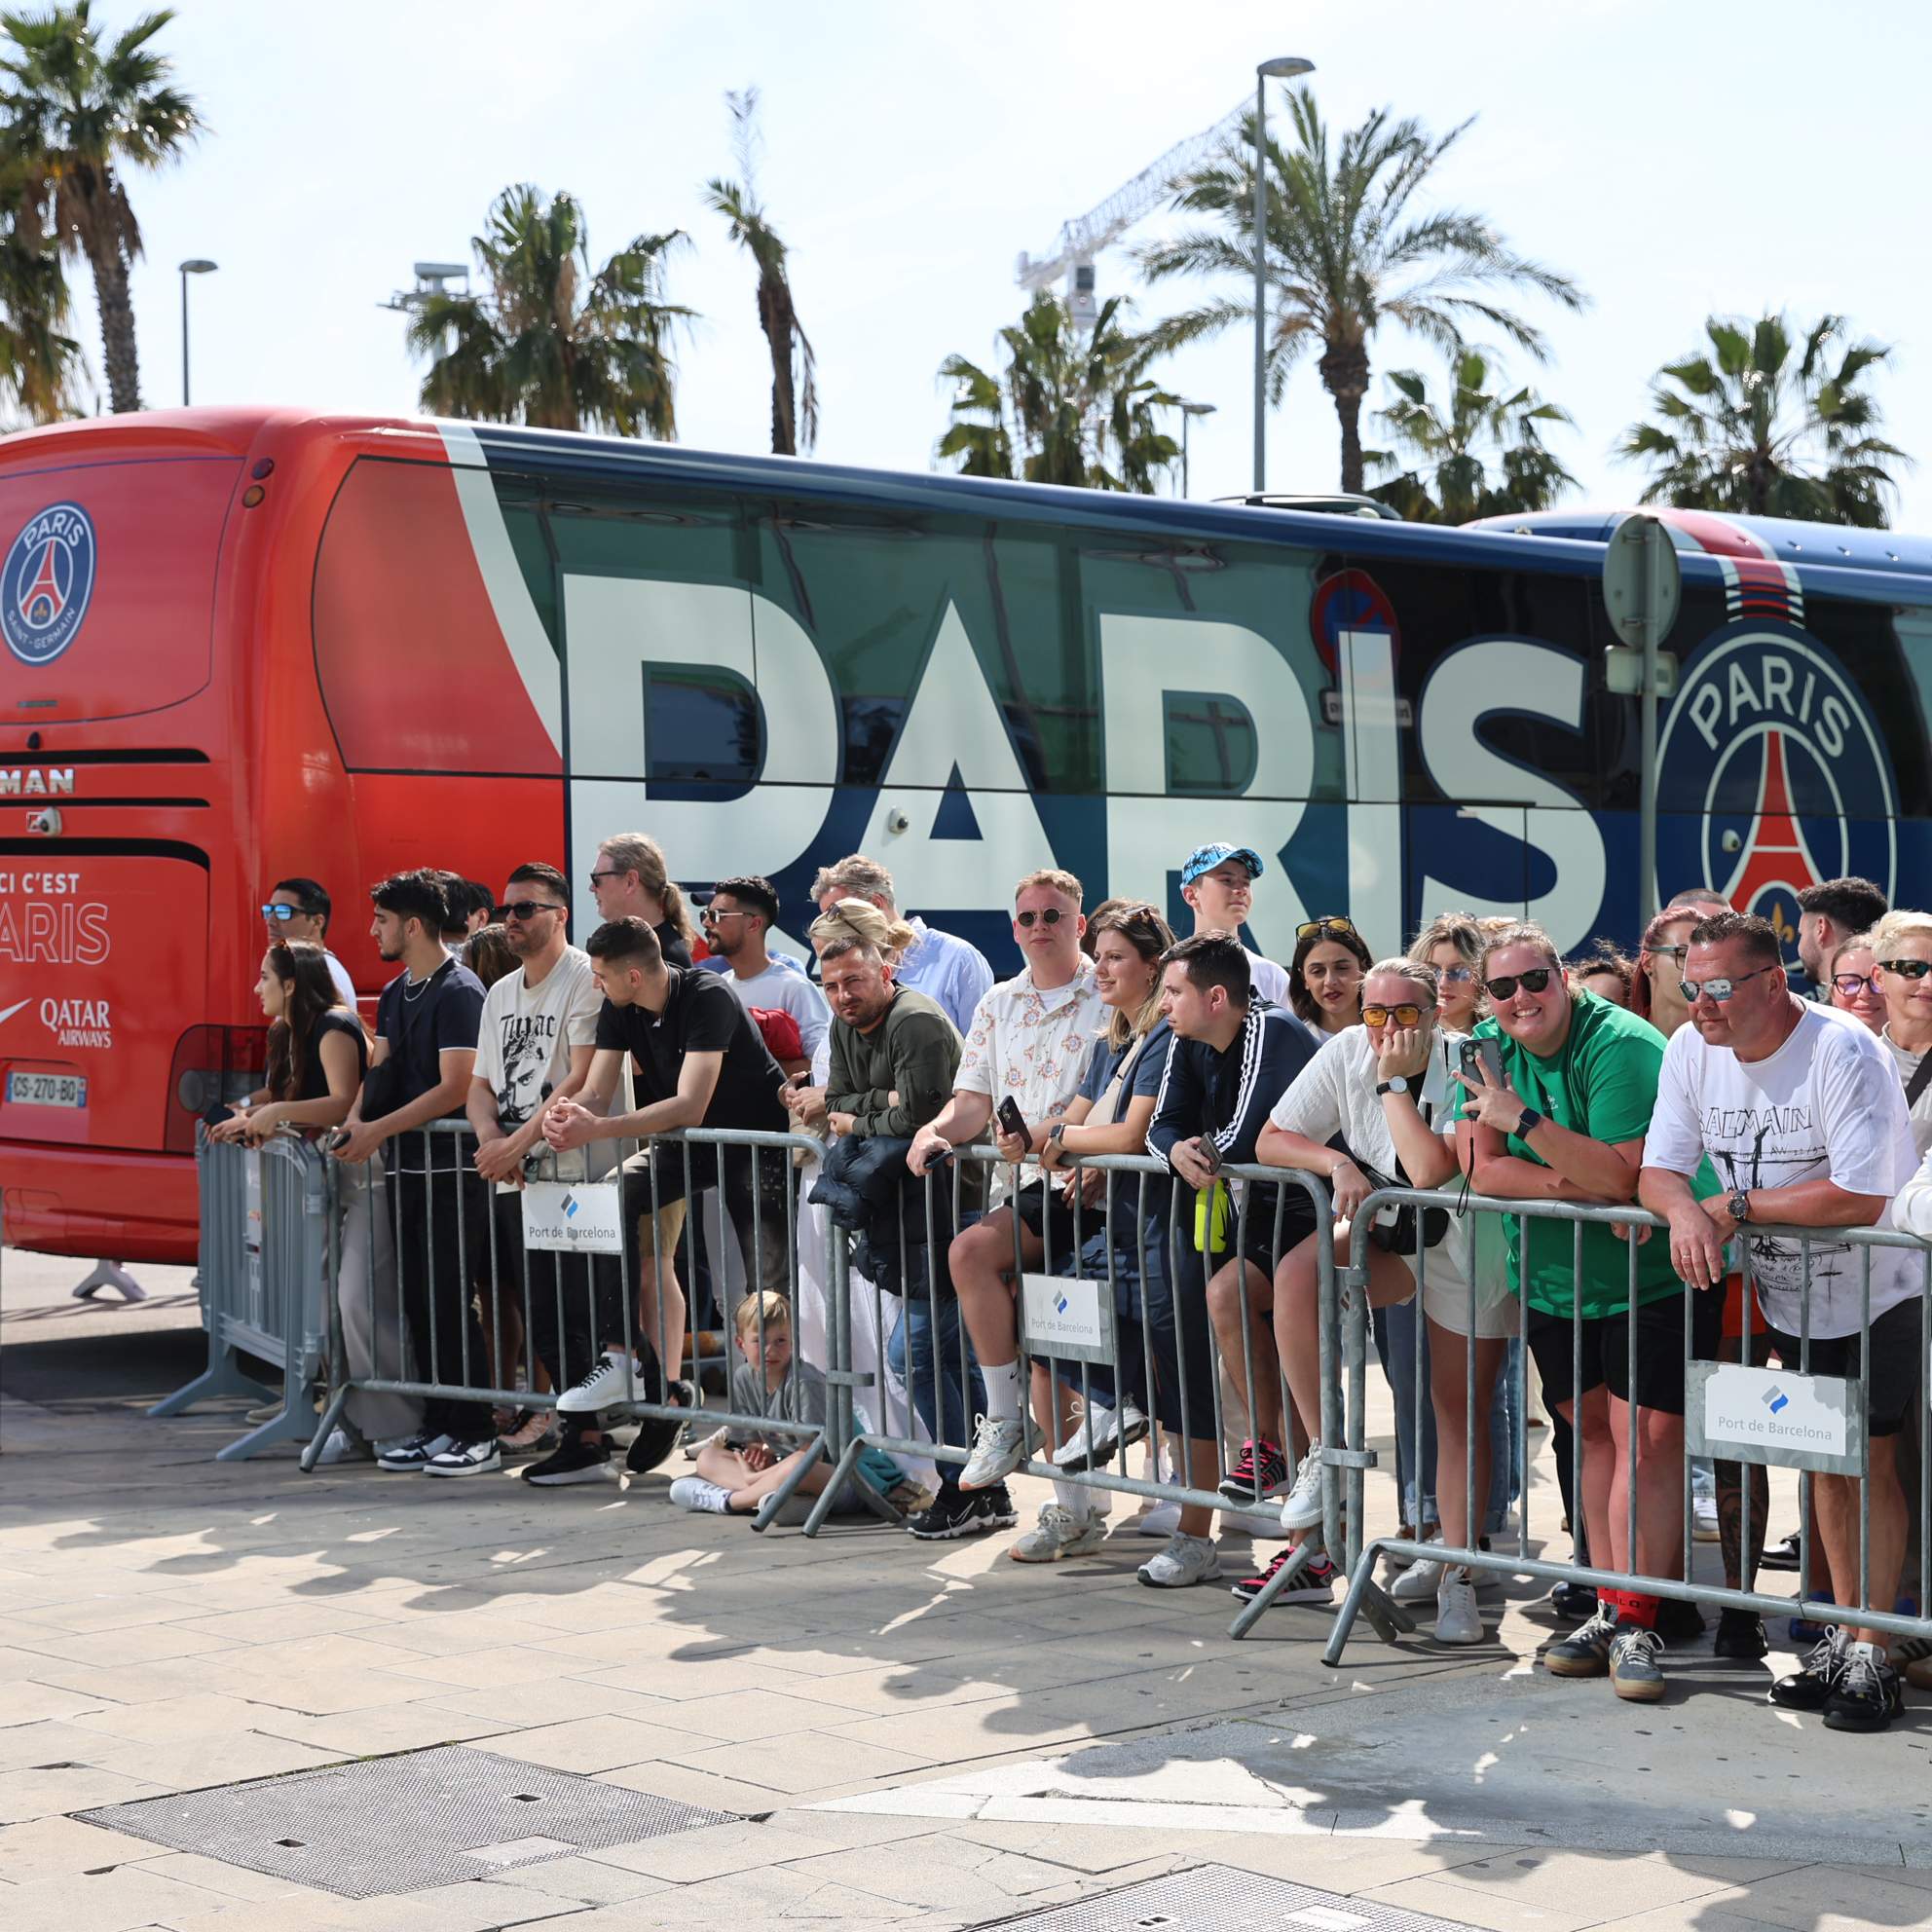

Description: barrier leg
[301,1384,351,1472]
[215,1397,317,1464]
[73,1259,146,1302]
[1225,1540,1316,1639]
[799,1436,873,1537]
[750,1430,828,1534]
[1323,1540,1417,1663]
[147,1343,276,1417]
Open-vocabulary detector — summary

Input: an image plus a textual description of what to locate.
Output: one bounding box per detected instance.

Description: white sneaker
[1434,1570,1485,1645]
[1692,1490,1720,1543]
[554,1350,644,1415]
[1279,1442,1325,1532]
[668,1476,733,1514]
[315,1427,371,1467]
[1392,1554,1448,1602]
[422,1436,502,1478]
[1052,1400,1150,1472]
[1138,1531,1222,1588]
[1132,1499,1183,1539]
[376,1429,454,1471]
[959,1414,1027,1490]
[1010,1504,1107,1563]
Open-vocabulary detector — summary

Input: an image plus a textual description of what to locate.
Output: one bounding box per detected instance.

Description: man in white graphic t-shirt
[1641,910,1921,1736]
[465,862,614,1488]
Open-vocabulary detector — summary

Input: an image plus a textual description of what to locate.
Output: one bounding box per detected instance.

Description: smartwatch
[1728,1188,1751,1224]
[1515,1105,1543,1139]
[1375,1076,1411,1097]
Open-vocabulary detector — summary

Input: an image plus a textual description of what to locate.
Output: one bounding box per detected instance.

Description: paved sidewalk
[2,1247,1930,1931]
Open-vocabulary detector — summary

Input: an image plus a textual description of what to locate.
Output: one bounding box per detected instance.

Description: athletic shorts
[1527,1287,1720,1416]
[1766,1298,1923,1437]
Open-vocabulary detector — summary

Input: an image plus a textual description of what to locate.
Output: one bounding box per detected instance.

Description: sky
[64,0,1932,529]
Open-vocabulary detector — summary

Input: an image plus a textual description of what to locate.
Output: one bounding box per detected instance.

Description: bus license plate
[7,1072,87,1108]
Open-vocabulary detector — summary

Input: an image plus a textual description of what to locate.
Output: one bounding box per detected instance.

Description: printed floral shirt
[954,958,1106,1198]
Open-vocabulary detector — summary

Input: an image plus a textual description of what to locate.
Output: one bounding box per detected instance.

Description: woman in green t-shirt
[1451,918,1685,1704]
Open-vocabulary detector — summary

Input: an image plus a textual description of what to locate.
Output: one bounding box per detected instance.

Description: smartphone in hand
[1198,1135,1222,1176]
[995,1095,1031,1150]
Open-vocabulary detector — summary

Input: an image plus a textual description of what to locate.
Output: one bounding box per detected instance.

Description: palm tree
[1365,349,1575,522]
[936,291,1180,492]
[1142,86,1584,493]
[704,88,817,456]
[1618,313,1909,527]
[406,185,694,437]
[0,1,202,414]
[0,206,81,421]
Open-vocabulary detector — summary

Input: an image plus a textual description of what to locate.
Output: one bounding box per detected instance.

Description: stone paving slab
[6,1246,1932,1929]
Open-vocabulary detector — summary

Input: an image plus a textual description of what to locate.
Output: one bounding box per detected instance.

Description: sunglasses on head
[1015,907,1067,928]
[1881,957,1932,981]
[498,899,563,922]
[1483,967,1556,999]
[1682,965,1775,1003]
[1295,915,1356,943]
[1834,970,1882,997]
[1361,1002,1429,1028]
[262,902,314,922]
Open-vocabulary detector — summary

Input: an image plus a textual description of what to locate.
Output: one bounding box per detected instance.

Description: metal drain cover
[982,1865,1480,1931]
[77,1744,734,1899]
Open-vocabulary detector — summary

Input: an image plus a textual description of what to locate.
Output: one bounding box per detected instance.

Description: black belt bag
[1356,1160,1449,1256]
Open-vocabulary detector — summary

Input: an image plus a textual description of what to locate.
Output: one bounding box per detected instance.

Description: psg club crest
[1654,627,1898,968]
[1,502,96,666]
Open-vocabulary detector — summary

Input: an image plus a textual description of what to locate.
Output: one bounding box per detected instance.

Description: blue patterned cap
[1180,843,1264,887]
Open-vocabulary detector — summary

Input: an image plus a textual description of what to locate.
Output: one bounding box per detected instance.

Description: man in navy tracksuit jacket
[1147,931,1318,1511]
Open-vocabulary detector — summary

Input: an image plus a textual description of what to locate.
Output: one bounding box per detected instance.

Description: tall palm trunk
[1320,340,1371,493]
[759,276,795,455]
[88,233,139,413]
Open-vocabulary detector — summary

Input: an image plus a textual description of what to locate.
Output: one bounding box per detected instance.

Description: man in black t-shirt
[545,916,791,1401]
[337,868,495,1476]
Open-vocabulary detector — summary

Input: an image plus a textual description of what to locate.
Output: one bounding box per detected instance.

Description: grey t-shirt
[724,1356,831,1454]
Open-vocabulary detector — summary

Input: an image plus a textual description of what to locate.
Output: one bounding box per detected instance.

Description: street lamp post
[1180,400,1216,499]
[1252,56,1315,494]
[179,259,217,406]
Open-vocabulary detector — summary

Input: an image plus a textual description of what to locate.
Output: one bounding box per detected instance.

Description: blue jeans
[1373,1303,1521,1535]
[886,1293,983,1459]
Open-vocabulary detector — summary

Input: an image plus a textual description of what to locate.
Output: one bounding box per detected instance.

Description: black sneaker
[1713,1607,1768,1660]
[523,1432,613,1486]
[1769,1629,1845,1711]
[1216,1438,1288,1505]
[1230,1548,1338,1606]
[623,1380,693,1481]
[1759,1530,1802,1573]
[1655,1595,1704,1645]
[1548,1579,1598,1621]
[1823,1642,1903,1733]
[907,1481,1018,1541]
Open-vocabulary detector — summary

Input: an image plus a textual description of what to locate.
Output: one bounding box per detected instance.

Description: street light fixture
[1253,56,1315,493]
[179,259,217,407]
[1179,400,1216,499]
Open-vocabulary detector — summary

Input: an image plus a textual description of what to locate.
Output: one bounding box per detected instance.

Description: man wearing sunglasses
[1178,843,1290,1009]
[465,864,623,1487]
[702,876,830,1076]
[264,876,357,1008]
[908,870,1104,1530]
[1645,911,1921,1734]
[1452,918,1691,1703]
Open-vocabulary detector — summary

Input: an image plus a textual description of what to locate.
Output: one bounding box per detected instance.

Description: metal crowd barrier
[1317,1183,1932,1666]
[150,1126,335,1461]
[306,1118,891,1533]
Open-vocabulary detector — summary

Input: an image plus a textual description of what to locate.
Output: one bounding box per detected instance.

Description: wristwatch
[1728,1188,1751,1224]
[1515,1105,1543,1138]
[1375,1076,1411,1097]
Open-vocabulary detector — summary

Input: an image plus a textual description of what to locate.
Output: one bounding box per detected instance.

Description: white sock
[1053,1478,1093,1518]
[982,1359,1022,1423]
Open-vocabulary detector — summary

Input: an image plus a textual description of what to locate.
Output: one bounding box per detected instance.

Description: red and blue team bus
[5,404,1931,1265]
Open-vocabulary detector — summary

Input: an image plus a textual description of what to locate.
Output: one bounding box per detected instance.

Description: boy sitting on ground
[669,1292,854,1517]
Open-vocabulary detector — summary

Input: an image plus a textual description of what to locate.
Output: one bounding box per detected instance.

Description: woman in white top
[1869,911,1932,1156]
[1255,957,1511,1644]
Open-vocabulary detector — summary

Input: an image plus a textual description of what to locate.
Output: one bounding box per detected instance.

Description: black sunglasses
[262,902,316,922]
[498,900,564,922]
[1015,908,1067,928]
[587,869,623,887]
[1484,967,1556,999]
[1881,957,1932,981]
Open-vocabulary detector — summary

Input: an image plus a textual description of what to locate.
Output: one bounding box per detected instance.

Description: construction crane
[382,262,470,315]
[1016,99,1247,329]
